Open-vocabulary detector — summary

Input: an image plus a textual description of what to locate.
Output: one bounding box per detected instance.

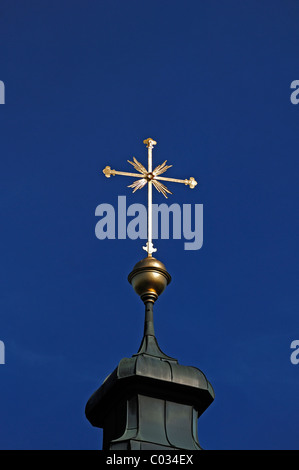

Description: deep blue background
[0,1,298,449]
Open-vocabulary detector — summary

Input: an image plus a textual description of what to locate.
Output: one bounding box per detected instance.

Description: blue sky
[0,0,298,449]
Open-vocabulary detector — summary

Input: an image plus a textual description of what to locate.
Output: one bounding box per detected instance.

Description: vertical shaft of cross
[143,138,157,257]
[147,143,153,257]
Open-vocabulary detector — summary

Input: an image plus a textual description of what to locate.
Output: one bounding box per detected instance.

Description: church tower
[85,139,214,450]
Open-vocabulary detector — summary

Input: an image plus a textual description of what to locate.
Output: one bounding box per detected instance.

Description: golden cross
[103,138,198,256]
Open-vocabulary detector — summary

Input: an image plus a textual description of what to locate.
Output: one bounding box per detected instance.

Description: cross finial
[102,138,198,256]
[143,138,157,149]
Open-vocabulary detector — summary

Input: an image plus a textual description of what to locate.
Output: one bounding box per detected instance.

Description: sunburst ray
[127,157,147,176]
[153,160,172,176]
[128,178,148,193]
[152,179,172,199]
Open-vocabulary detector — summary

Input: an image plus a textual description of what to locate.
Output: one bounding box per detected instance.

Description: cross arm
[155,175,198,189]
[103,166,142,179]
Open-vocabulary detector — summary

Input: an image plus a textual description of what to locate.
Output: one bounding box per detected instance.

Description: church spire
[85,137,214,451]
[128,255,175,360]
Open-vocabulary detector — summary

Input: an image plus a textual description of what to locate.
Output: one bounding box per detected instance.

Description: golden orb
[128,257,171,304]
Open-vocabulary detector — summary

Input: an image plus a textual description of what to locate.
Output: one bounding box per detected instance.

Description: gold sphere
[128,257,171,303]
